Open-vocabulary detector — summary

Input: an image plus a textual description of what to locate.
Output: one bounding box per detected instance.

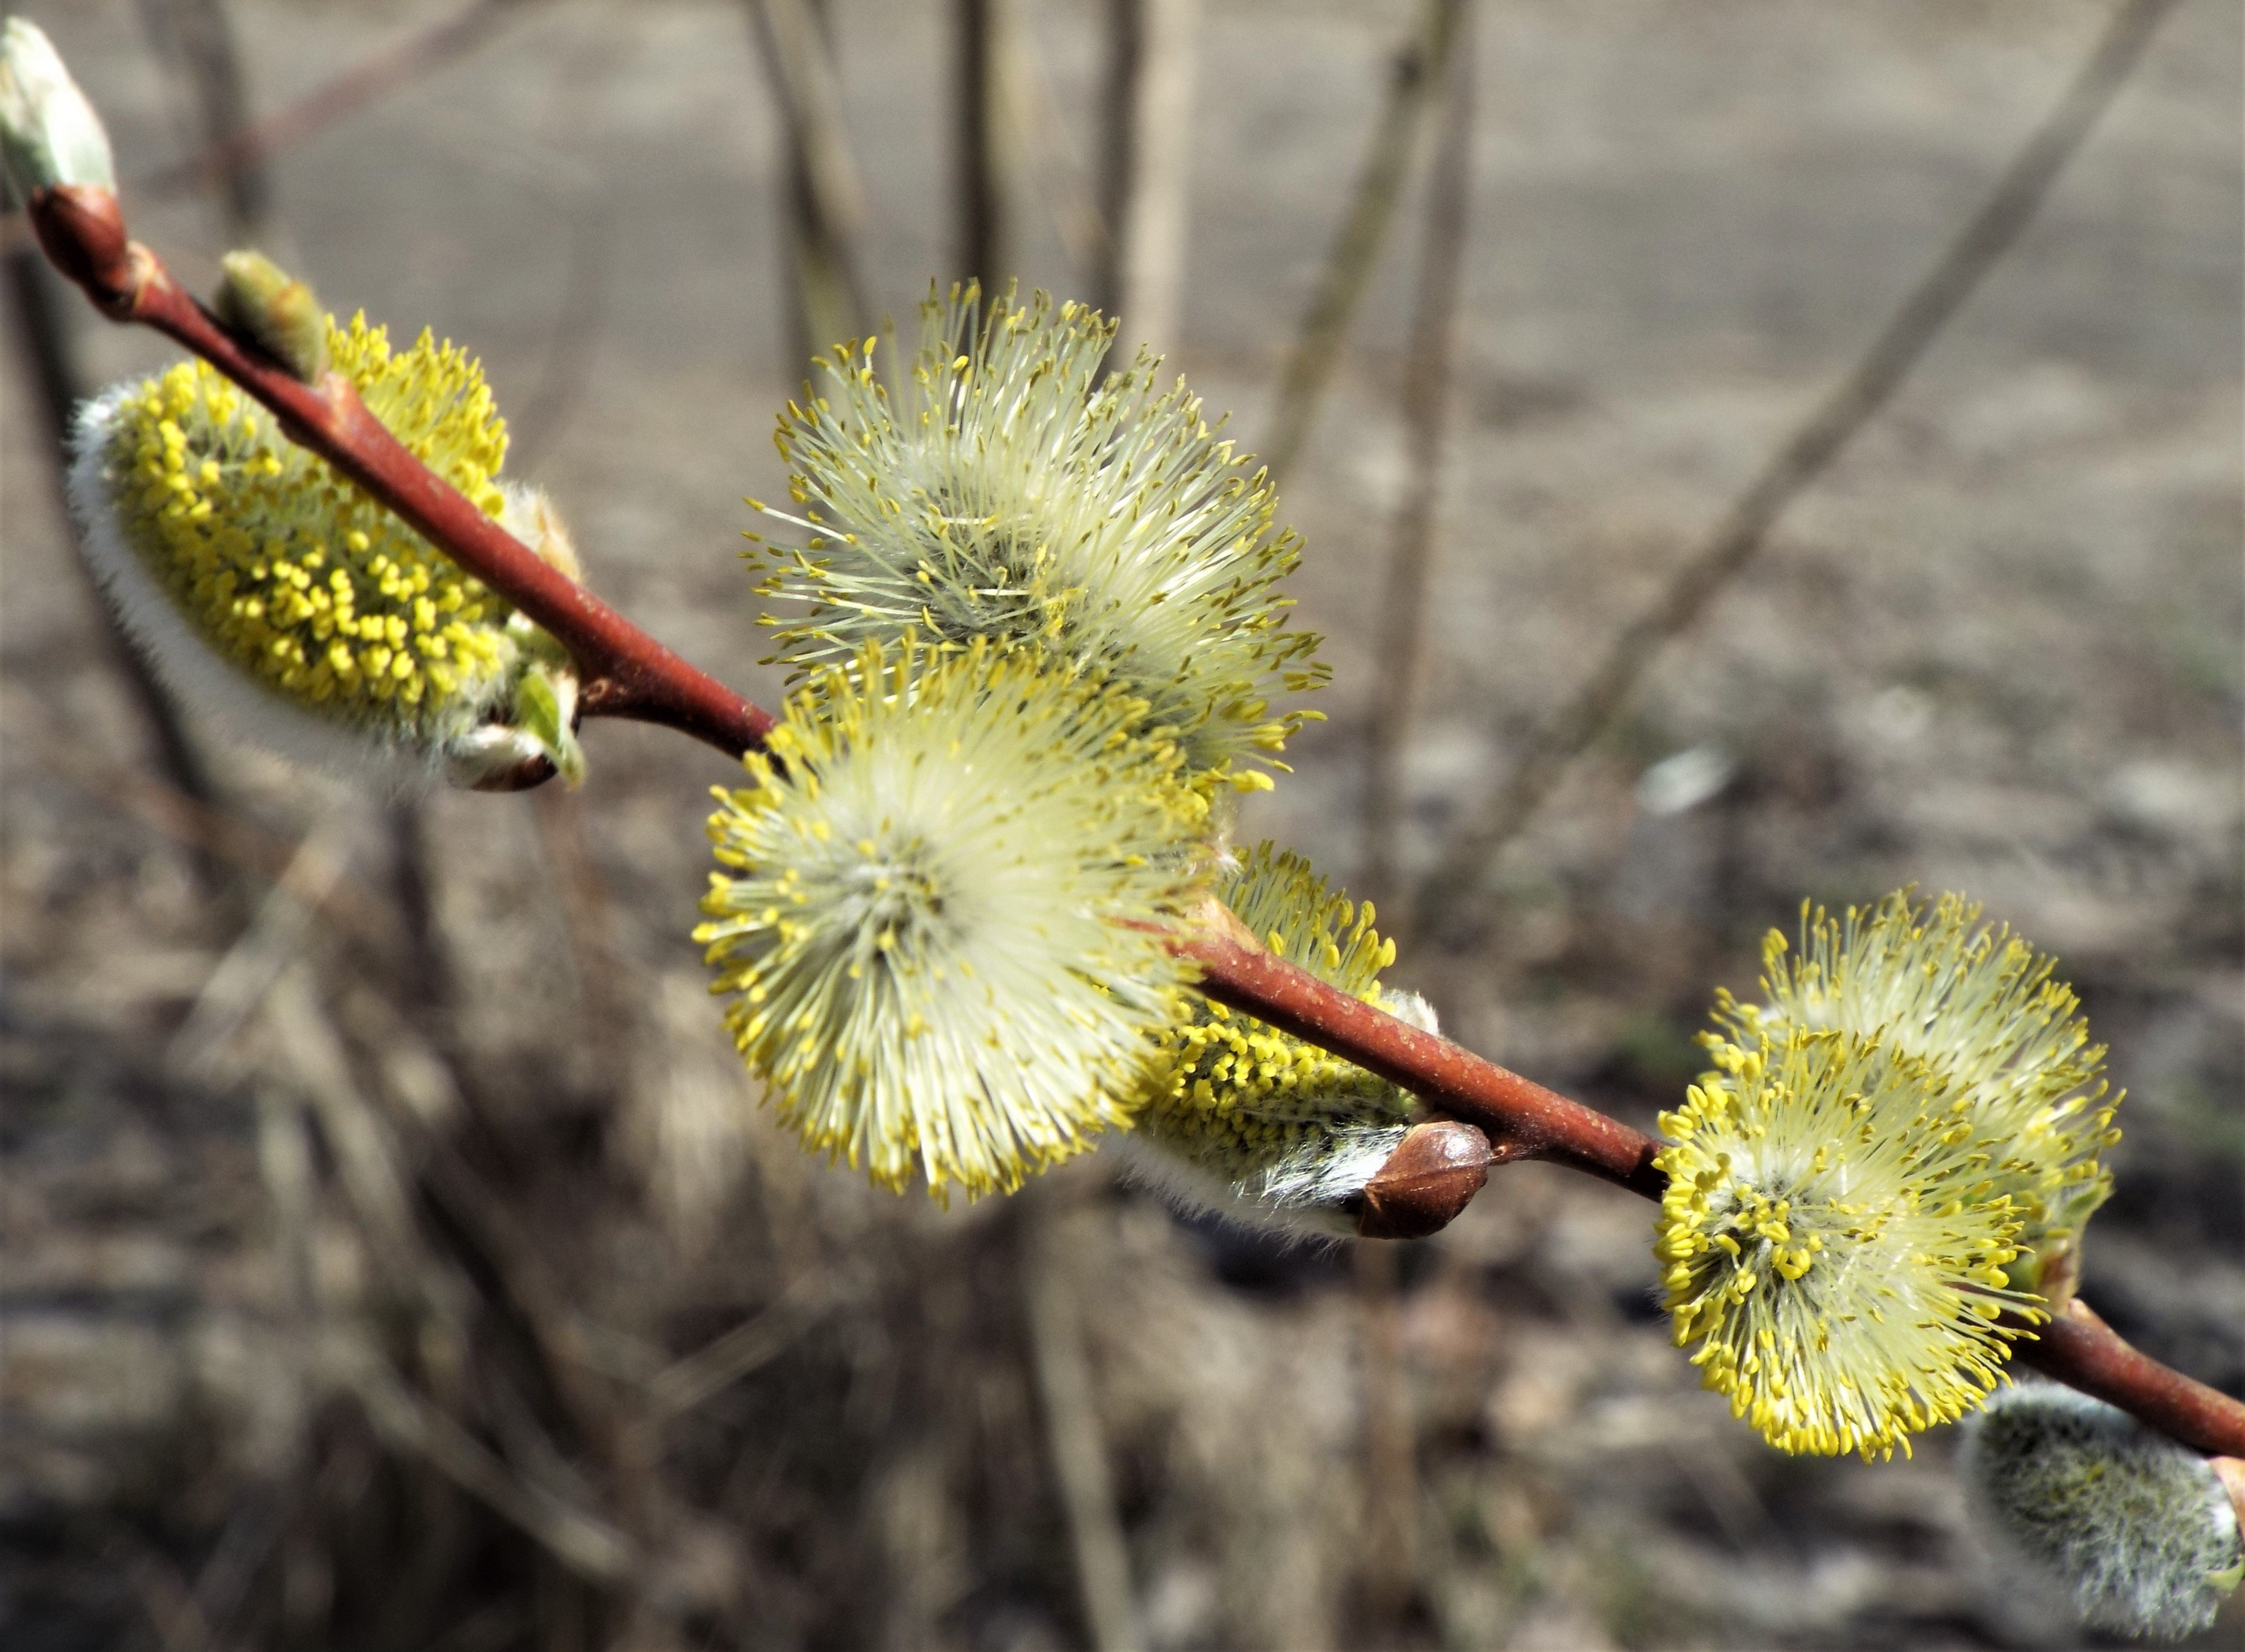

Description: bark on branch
[29,177,2244,1466]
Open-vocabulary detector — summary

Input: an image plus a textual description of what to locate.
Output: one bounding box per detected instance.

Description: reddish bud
[1356,1120,1492,1240]
[29,183,133,306]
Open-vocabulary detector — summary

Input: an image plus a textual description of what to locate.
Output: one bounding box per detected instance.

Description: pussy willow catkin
[696,638,1206,1200]
[1656,1026,2039,1459]
[71,312,583,786]
[748,285,1327,793]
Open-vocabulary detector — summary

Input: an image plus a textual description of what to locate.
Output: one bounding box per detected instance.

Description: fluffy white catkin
[1961,1383,2243,1641]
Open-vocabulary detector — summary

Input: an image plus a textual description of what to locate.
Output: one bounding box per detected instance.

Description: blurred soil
[2,2,2240,1648]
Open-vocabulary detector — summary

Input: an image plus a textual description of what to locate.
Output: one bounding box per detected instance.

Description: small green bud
[0,19,114,199]
[215,250,330,383]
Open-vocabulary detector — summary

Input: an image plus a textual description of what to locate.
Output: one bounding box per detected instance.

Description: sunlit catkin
[1655,1026,2039,1458]
[695,639,1205,1200]
[748,284,1327,792]
[1116,842,1432,1233]
[1962,1384,2243,1640]
[1711,892,2117,1301]
[70,312,585,788]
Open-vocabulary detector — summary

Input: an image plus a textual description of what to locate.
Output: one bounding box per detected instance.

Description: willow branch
[2015,1299,2245,1461]
[1179,900,1665,1197]
[27,184,773,756]
[27,176,2242,1468]
[1261,0,1466,489]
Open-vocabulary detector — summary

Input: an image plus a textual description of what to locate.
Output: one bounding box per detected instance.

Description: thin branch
[955,0,1009,293]
[24,94,2241,1467]
[1098,0,1198,362]
[0,0,545,255]
[1261,0,1466,489]
[169,811,360,1077]
[1415,0,2181,929]
[746,0,874,363]
[338,1337,637,1583]
[1014,16,1110,282]
[4,707,399,946]
[27,183,774,756]
[4,245,230,895]
[1024,1188,1143,1652]
[1358,0,1473,927]
[645,1284,827,1419]
[1354,1240,1416,1625]
[2016,1299,2245,1462]
[1177,900,1665,1196]
[135,0,270,238]
[135,0,541,206]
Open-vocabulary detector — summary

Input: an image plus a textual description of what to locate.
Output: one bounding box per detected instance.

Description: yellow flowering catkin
[1119,843,1429,1228]
[695,639,1205,1201]
[1655,1027,2040,1459]
[70,313,578,781]
[748,285,1328,793]
[1711,892,2118,1298]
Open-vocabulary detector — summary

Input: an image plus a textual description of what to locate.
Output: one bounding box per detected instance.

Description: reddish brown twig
[1179,900,1664,1197]
[27,184,773,757]
[29,180,2245,1469]
[2015,1300,2245,1459]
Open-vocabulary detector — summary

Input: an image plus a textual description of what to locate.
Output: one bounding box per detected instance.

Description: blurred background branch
[1412,0,2184,945]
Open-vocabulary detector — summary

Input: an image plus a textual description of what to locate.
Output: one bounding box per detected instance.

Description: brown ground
[3,2,2240,1648]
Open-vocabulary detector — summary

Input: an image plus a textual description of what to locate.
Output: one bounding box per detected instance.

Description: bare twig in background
[1354,1240,1416,1629]
[337,1339,636,1584]
[125,1540,216,1652]
[1413,0,2182,935]
[532,785,637,1097]
[507,202,611,474]
[2,247,228,894]
[1,695,404,944]
[1260,0,1466,488]
[746,0,873,369]
[644,1285,829,1419]
[954,0,1010,294]
[1024,1190,1143,1652]
[169,811,360,1076]
[0,0,543,259]
[267,963,437,1288]
[1013,22,1110,282]
[1097,0,1198,363]
[387,798,456,1020]
[134,0,541,206]
[1357,0,1474,930]
[134,0,269,239]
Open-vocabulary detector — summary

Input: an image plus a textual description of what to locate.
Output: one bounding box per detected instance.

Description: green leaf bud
[0,19,114,199]
[215,250,329,384]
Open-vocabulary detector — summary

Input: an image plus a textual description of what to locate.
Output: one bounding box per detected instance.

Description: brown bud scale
[1356,1120,1492,1240]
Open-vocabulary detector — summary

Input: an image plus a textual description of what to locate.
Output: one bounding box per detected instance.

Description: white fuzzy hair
[1109,1122,1412,1243]
[1961,1381,2242,1641]
[1111,989,1441,1242]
